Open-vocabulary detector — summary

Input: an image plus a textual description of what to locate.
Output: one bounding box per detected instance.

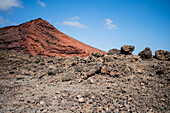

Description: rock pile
[0,47,169,112]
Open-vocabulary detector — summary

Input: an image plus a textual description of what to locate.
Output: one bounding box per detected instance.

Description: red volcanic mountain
[0,18,106,57]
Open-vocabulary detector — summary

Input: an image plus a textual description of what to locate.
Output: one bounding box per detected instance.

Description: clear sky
[0,0,170,54]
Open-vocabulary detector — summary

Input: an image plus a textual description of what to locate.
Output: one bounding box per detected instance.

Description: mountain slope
[0,18,106,57]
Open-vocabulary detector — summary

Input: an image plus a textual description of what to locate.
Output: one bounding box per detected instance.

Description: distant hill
[0,18,106,57]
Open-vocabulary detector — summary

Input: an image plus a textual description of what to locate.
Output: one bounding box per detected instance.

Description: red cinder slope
[0,18,106,57]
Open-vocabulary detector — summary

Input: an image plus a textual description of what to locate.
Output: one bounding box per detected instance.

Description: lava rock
[62,73,76,82]
[121,45,135,55]
[155,50,170,61]
[78,98,85,103]
[101,65,113,74]
[48,69,57,75]
[48,65,58,75]
[75,67,82,72]
[86,65,101,77]
[138,47,152,59]
[107,49,121,55]
[101,65,108,74]
[87,78,95,84]
[91,52,105,58]
[103,55,114,62]
[40,101,46,106]
[86,69,96,77]
[156,64,165,74]
[109,70,120,77]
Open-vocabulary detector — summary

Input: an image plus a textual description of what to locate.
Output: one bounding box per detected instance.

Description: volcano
[0,18,106,57]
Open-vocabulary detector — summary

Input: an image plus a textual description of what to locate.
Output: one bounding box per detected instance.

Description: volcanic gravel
[0,50,169,113]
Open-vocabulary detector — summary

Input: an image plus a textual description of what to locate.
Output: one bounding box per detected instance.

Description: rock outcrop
[121,45,135,55]
[0,18,106,57]
[138,47,152,59]
[155,50,170,61]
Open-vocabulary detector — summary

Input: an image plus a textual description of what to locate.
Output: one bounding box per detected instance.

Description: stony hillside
[0,18,106,57]
[0,46,169,112]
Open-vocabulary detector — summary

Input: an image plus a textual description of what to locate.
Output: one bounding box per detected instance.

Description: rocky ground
[0,50,169,113]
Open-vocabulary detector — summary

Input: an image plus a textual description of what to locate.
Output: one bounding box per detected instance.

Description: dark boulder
[138,47,152,59]
[155,50,170,61]
[107,49,121,55]
[121,45,135,55]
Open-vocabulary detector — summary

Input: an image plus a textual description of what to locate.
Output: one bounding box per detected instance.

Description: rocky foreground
[0,49,169,113]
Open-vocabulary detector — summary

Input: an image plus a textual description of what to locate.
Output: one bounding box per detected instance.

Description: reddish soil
[0,18,106,57]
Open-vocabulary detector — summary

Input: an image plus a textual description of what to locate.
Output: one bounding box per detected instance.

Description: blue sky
[0,0,170,54]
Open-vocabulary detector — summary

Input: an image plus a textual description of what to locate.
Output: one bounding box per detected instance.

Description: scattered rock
[140,83,144,86]
[41,109,47,113]
[138,47,152,59]
[13,102,20,106]
[75,67,82,72]
[16,75,25,80]
[48,65,56,70]
[86,69,96,77]
[104,55,114,62]
[86,65,101,77]
[62,73,76,82]
[48,69,57,75]
[121,45,135,55]
[71,62,78,66]
[55,91,61,94]
[78,98,85,103]
[101,65,112,74]
[40,101,46,106]
[156,64,165,74]
[155,50,170,61]
[87,78,95,84]
[101,65,108,74]
[109,70,120,77]
[0,89,4,94]
[47,65,58,75]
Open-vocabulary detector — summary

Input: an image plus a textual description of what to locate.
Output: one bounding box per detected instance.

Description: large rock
[86,65,101,77]
[121,45,135,55]
[47,65,58,75]
[155,50,170,61]
[138,47,152,59]
[107,49,121,55]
